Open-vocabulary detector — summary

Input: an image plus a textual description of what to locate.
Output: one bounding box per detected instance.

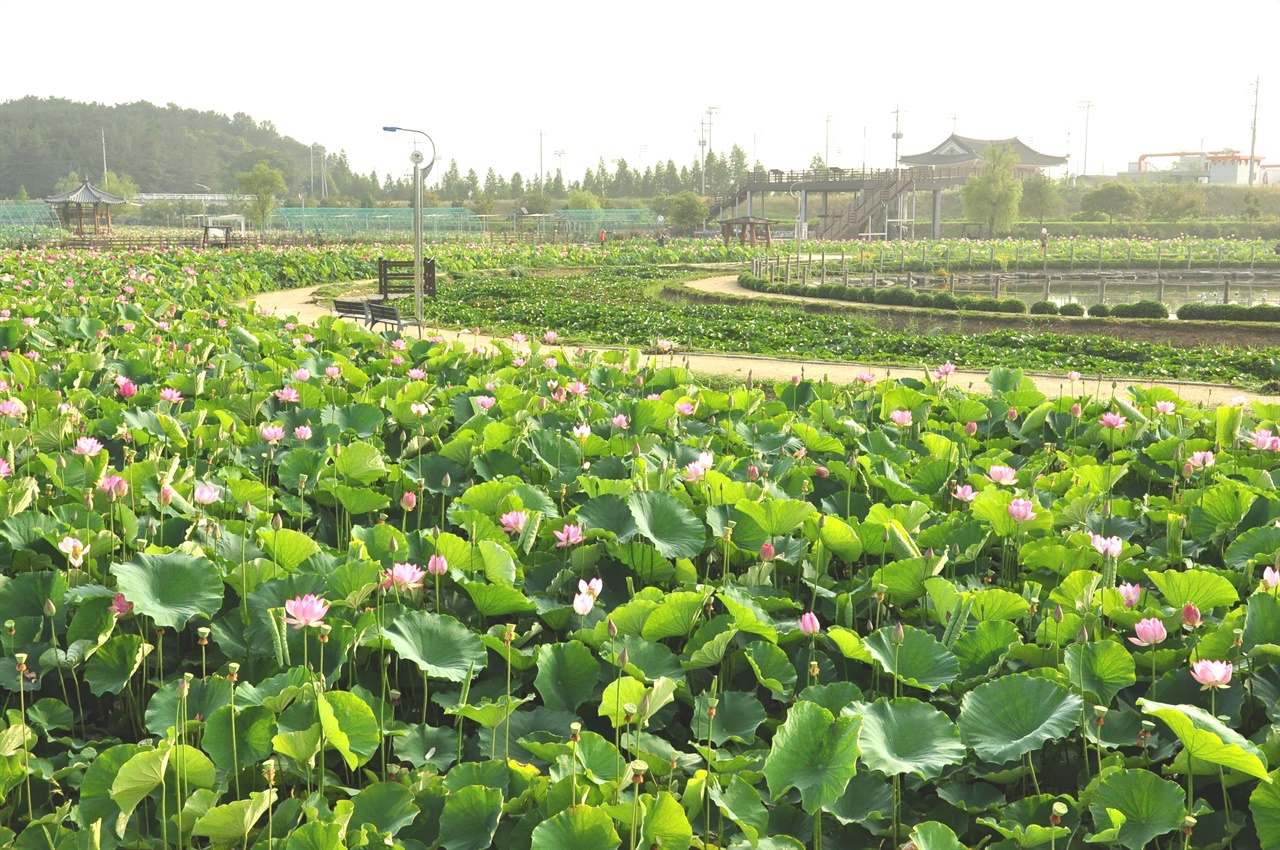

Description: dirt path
[249,281,1272,406]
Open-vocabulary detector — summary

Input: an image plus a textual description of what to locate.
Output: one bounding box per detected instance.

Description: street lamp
[383,126,437,323]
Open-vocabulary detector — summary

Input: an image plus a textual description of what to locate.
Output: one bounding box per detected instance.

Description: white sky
[4,0,1277,188]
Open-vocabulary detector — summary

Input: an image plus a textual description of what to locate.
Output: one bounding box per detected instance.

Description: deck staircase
[817,174,912,240]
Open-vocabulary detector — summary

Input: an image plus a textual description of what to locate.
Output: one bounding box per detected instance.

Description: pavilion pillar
[800,191,808,237]
[931,189,942,239]
[746,191,753,218]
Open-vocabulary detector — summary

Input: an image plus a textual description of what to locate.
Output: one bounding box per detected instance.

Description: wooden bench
[377,258,436,300]
[332,298,369,323]
[366,301,423,333]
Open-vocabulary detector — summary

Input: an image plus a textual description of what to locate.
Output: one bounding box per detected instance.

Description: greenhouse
[270,206,483,236]
[554,208,660,236]
[0,202,60,238]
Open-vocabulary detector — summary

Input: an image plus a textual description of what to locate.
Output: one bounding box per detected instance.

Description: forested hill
[0,97,377,199]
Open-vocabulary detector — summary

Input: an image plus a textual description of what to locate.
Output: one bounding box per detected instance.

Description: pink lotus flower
[283,594,330,629]
[544,357,558,370]
[411,402,430,417]
[108,593,133,618]
[964,421,978,437]
[382,562,426,591]
[159,388,183,403]
[1190,659,1233,690]
[391,339,408,351]
[544,331,558,344]
[554,524,585,548]
[987,465,1018,485]
[1129,617,1167,646]
[292,368,310,382]
[400,491,417,511]
[1182,603,1202,630]
[579,578,603,598]
[1253,429,1279,451]
[572,592,594,616]
[1007,498,1037,523]
[611,414,630,428]
[573,423,591,441]
[407,368,426,380]
[1091,533,1123,559]
[98,475,128,499]
[57,536,89,567]
[0,399,24,418]
[1188,451,1215,469]
[1099,411,1127,430]
[566,381,588,397]
[501,511,527,534]
[1067,371,1082,382]
[1264,566,1280,590]
[855,371,876,384]
[1069,403,1082,418]
[1118,582,1141,607]
[512,332,527,343]
[390,356,404,366]
[798,612,821,636]
[747,465,760,481]
[814,466,829,478]
[427,554,448,575]
[275,387,300,404]
[1155,401,1176,415]
[760,542,776,561]
[684,461,708,482]
[676,401,695,416]
[476,396,496,410]
[118,380,138,398]
[933,361,956,381]
[293,425,312,441]
[953,483,977,502]
[325,366,342,379]
[0,458,11,479]
[73,437,103,456]
[890,409,912,427]
[192,484,220,506]
[261,425,285,444]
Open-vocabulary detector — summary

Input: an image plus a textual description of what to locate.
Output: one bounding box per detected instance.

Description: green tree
[1081,182,1144,231]
[1242,191,1262,220]
[566,190,601,210]
[962,144,1022,235]
[236,160,287,230]
[1019,173,1061,223]
[14,186,28,202]
[1147,183,1205,222]
[661,191,707,232]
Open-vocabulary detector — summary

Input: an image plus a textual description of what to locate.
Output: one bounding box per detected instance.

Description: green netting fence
[270,207,483,236]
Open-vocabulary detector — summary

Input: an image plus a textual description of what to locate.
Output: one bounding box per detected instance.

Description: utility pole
[891,106,903,169]
[699,119,707,196]
[825,115,832,167]
[1249,76,1261,186]
[101,127,108,185]
[538,130,546,194]
[702,106,720,195]
[948,113,958,134]
[1078,101,1093,178]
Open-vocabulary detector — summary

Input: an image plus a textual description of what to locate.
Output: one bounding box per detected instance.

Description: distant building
[899,134,1067,176]
[1127,150,1266,185]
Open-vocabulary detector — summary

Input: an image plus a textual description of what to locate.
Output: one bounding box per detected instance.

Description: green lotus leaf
[534,640,600,713]
[628,491,706,560]
[111,552,224,630]
[1143,567,1238,610]
[1251,767,1280,848]
[763,699,861,814]
[384,610,487,682]
[84,634,151,696]
[959,674,1082,763]
[1087,767,1185,850]
[1064,640,1137,704]
[856,697,966,780]
[438,784,503,850]
[530,805,620,850]
[191,789,277,848]
[349,781,419,836]
[864,624,959,692]
[1138,698,1271,780]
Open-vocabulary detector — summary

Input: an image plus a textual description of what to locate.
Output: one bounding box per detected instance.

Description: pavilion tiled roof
[900,134,1067,167]
[43,182,127,204]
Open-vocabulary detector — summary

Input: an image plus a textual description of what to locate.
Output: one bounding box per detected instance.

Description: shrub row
[736,273,1029,313]
[1177,302,1280,322]
[736,274,1188,321]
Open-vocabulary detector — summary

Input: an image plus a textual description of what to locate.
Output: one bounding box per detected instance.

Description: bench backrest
[378,258,436,299]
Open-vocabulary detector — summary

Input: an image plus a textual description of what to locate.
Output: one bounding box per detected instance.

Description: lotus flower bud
[891,622,905,646]
[608,619,618,637]
[618,648,629,669]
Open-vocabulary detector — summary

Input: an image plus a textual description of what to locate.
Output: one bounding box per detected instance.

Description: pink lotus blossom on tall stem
[1007,499,1037,523]
[73,437,103,456]
[1129,617,1167,646]
[554,524,585,548]
[501,511,527,534]
[1190,659,1232,690]
[798,612,821,636]
[382,562,426,591]
[427,554,448,575]
[1117,582,1141,607]
[108,593,133,618]
[987,465,1017,486]
[1091,533,1123,559]
[890,409,912,427]
[1099,411,1128,431]
[283,594,329,628]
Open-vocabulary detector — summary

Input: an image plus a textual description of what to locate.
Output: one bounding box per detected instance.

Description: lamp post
[382,126,437,323]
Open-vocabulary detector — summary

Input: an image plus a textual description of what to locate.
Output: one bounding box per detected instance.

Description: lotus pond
[0,245,1277,849]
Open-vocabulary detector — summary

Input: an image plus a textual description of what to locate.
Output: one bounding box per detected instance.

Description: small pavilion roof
[900,134,1067,167]
[43,182,127,205]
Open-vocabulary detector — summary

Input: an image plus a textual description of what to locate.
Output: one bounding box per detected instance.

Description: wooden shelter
[899,134,1067,177]
[43,182,127,236]
[719,216,777,248]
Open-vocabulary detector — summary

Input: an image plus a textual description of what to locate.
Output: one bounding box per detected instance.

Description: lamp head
[382,126,399,132]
